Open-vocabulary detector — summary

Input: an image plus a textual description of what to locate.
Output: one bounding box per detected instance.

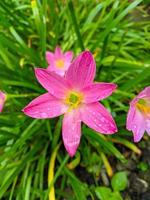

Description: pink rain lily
[0,91,6,113]
[23,51,117,156]
[127,86,150,142]
[46,46,73,76]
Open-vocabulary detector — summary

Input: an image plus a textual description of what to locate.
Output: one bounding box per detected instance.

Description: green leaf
[109,191,123,200]
[95,187,123,200]
[84,128,126,163]
[111,171,128,191]
[69,177,87,200]
[95,187,112,200]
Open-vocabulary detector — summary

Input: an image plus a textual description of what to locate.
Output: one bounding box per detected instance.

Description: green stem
[45,154,69,200]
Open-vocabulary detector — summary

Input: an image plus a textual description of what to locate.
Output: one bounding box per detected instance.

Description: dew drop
[51,90,54,95]
[41,112,48,118]
[33,111,39,114]
[110,123,114,128]
[132,124,137,130]
[101,117,105,122]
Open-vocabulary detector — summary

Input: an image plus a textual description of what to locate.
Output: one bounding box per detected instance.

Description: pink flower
[23,51,117,156]
[127,86,150,142]
[0,91,6,113]
[46,46,73,76]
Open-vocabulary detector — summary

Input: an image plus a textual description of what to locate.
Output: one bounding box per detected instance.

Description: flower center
[55,59,65,68]
[136,99,150,115]
[65,91,83,110]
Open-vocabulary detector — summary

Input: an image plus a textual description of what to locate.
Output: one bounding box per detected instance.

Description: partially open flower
[0,91,6,113]
[46,46,73,76]
[23,51,117,157]
[126,86,150,142]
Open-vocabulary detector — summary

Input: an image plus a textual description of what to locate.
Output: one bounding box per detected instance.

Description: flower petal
[46,51,54,65]
[55,46,63,58]
[35,68,70,99]
[82,83,117,103]
[62,111,81,157]
[127,108,145,142]
[65,51,96,89]
[0,91,6,113]
[146,119,150,136]
[126,104,136,130]
[81,102,117,134]
[22,93,68,119]
[64,51,73,62]
[137,86,150,99]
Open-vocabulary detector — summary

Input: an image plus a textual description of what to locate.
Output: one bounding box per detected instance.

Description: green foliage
[95,187,112,200]
[95,187,123,200]
[95,171,128,200]
[111,171,128,191]
[0,0,149,199]
[137,161,149,172]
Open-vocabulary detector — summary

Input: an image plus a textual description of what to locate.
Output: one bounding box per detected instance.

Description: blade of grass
[68,1,84,50]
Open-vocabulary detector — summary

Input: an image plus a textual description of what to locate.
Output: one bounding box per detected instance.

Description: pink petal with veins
[82,83,117,103]
[62,111,81,157]
[66,51,96,89]
[35,68,71,99]
[80,102,117,134]
[22,93,68,119]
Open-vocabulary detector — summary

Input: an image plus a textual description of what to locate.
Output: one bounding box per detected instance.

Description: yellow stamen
[55,59,64,68]
[93,48,100,58]
[136,100,150,115]
[65,91,83,111]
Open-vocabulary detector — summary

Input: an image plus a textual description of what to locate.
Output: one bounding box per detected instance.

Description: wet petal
[22,93,68,119]
[62,111,81,157]
[127,108,145,142]
[82,83,117,103]
[65,51,96,89]
[35,68,70,99]
[81,102,117,134]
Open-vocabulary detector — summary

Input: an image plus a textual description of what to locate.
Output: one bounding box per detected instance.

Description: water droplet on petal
[101,117,105,122]
[132,124,137,131]
[41,112,48,118]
